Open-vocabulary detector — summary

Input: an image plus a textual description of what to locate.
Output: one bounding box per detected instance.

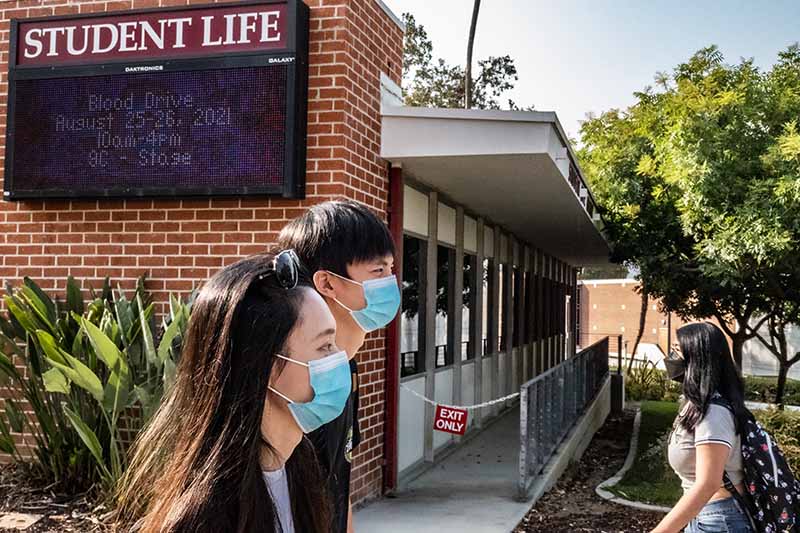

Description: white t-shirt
[667,402,745,491]
[262,466,295,533]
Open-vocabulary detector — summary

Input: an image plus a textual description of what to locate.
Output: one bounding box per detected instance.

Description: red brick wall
[0,0,403,505]
[578,280,731,356]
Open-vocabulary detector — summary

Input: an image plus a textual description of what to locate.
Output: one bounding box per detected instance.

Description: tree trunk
[731,334,745,371]
[465,0,481,109]
[776,363,789,408]
[627,289,648,373]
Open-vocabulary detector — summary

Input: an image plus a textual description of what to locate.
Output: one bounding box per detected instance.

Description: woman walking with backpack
[651,322,754,533]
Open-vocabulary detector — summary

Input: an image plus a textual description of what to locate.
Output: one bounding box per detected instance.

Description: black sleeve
[307,358,359,533]
[351,358,362,450]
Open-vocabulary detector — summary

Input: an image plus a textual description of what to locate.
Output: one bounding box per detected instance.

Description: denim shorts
[684,496,754,533]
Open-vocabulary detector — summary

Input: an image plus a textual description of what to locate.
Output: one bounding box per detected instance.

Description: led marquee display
[4,0,309,200]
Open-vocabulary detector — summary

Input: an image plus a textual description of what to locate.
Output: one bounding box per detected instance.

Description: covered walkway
[355,406,531,533]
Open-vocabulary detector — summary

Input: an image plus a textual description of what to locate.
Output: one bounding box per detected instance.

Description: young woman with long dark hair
[114,251,351,532]
[652,322,753,533]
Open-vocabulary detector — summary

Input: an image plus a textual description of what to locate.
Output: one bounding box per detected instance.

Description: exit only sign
[434,405,468,435]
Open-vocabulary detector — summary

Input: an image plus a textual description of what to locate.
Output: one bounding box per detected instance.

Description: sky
[381,0,800,141]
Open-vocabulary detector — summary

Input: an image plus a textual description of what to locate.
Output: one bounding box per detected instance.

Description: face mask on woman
[664,350,686,384]
[327,272,401,333]
[268,350,352,433]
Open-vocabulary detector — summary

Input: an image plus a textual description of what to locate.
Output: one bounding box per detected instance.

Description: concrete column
[522,245,531,382]
[474,218,485,427]
[423,192,438,463]
[452,207,465,408]
[513,239,524,391]
[491,226,502,416]
[505,236,516,401]
[533,248,540,377]
[546,254,553,370]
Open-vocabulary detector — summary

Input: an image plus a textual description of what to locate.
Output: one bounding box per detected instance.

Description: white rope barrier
[400,383,520,411]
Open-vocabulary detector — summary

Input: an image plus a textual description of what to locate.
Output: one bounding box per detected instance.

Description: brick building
[0,0,403,505]
[0,0,611,512]
[577,279,731,362]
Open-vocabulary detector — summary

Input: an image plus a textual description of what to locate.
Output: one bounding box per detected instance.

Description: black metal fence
[518,336,610,499]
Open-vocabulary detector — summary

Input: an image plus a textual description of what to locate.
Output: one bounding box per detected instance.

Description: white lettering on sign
[260,11,282,43]
[166,18,191,49]
[21,11,282,60]
[92,24,118,55]
[24,28,43,58]
[433,406,468,435]
[140,20,166,51]
[124,65,164,73]
[434,418,465,433]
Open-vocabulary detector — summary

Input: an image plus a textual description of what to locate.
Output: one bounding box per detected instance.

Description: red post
[383,165,403,492]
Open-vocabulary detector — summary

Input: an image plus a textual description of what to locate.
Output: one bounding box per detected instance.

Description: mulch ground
[0,464,109,532]
[514,407,665,533]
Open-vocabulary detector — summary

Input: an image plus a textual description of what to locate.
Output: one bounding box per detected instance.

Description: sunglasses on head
[258,249,300,289]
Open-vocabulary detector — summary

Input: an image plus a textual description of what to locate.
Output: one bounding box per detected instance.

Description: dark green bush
[0,276,193,496]
[625,366,800,406]
[753,407,800,476]
[624,361,682,402]
[744,375,800,405]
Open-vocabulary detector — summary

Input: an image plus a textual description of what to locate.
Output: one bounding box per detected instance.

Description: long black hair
[115,253,331,533]
[676,321,749,434]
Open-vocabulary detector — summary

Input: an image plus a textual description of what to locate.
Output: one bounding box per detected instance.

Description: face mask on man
[664,350,686,384]
[268,350,352,433]
[327,271,401,333]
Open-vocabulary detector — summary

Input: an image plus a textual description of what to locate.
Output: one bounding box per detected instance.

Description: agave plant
[0,275,193,494]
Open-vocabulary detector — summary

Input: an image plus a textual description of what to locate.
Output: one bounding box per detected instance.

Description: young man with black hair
[277,200,399,533]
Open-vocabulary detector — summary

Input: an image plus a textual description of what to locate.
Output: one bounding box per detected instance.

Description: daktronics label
[17,4,288,66]
[5,1,310,200]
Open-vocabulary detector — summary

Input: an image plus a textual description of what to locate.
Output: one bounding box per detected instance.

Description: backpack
[710,396,800,532]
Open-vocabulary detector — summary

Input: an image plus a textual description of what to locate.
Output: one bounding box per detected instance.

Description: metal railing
[578,332,627,374]
[518,336,610,499]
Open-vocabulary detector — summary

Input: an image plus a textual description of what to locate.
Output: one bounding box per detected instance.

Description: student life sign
[17,4,288,66]
[4,1,309,200]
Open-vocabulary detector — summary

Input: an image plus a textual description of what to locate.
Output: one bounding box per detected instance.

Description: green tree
[579,45,800,399]
[402,13,529,110]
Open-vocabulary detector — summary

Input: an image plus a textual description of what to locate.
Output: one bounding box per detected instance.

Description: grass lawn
[608,401,682,507]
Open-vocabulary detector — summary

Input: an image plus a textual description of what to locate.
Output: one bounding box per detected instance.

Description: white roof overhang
[381,106,610,266]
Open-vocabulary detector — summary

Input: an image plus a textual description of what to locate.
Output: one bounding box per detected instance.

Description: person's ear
[313,270,338,299]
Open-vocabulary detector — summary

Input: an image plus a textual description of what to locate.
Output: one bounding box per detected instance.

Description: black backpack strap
[723,471,758,531]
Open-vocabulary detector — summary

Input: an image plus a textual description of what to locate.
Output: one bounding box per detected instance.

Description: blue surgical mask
[268,350,351,433]
[329,273,401,333]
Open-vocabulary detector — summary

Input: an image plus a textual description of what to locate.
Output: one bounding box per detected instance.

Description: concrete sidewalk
[354,407,531,533]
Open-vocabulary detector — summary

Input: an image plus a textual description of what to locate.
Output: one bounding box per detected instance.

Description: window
[401,235,425,377]
[496,263,506,352]
[498,263,510,351]
[435,245,454,368]
[482,258,494,356]
[575,284,582,346]
[535,273,543,342]
[512,267,523,348]
[524,271,534,344]
[462,254,477,360]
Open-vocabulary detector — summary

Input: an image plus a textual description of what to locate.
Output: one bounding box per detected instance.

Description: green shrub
[744,375,800,406]
[0,276,193,495]
[753,407,800,475]
[624,360,681,402]
[624,366,800,406]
